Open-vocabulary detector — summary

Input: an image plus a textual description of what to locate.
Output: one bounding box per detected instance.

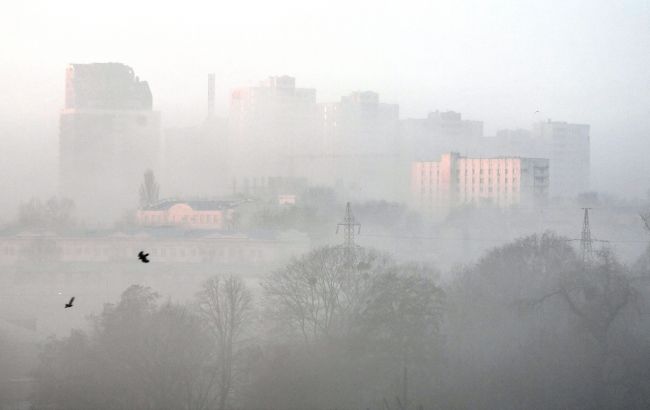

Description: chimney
[207,73,215,117]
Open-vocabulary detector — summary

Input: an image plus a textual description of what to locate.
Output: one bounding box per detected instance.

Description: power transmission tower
[337,202,361,267]
[580,207,593,263]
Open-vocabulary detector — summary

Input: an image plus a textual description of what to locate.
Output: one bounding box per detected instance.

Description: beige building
[412,152,549,218]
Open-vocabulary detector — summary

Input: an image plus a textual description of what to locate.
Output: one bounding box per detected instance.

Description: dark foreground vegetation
[27,233,650,410]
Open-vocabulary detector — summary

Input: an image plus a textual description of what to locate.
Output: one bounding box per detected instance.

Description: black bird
[65,296,75,309]
[138,251,150,263]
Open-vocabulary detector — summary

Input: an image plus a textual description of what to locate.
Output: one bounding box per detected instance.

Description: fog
[1,0,650,409]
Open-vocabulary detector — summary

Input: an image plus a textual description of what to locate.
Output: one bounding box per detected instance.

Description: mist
[1,0,650,409]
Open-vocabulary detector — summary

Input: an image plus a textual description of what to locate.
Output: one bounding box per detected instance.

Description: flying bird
[138,251,150,263]
[65,296,75,309]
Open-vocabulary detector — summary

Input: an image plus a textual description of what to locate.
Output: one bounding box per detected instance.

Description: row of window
[421,186,518,195]
[420,169,520,178]
[458,168,518,176]
[419,177,519,187]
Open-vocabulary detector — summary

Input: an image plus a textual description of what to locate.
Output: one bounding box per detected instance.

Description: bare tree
[262,246,391,346]
[641,211,650,234]
[16,196,76,232]
[139,169,159,208]
[33,285,216,410]
[197,275,253,410]
[525,248,638,407]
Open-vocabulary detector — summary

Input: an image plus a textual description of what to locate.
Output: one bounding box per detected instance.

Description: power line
[357,233,648,245]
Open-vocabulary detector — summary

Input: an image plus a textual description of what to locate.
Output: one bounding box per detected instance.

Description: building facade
[59,63,161,223]
[532,120,590,197]
[400,111,484,161]
[263,90,401,199]
[229,76,319,181]
[412,153,549,218]
[136,199,238,230]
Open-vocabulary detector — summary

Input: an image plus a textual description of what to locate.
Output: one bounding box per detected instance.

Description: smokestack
[207,73,215,118]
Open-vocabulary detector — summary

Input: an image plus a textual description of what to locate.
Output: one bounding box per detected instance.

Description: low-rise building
[0,229,308,266]
[136,199,238,229]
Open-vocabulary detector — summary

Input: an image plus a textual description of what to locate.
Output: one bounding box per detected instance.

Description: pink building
[412,153,549,218]
[137,200,236,230]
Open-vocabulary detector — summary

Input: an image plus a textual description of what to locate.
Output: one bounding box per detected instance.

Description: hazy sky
[1,0,649,199]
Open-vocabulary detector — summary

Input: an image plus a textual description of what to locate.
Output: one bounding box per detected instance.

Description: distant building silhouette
[161,73,228,198]
[400,110,484,161]
[484,120,590,196]
[59,63,161,223]
[64,63,152,110]
[308,91,401,198]
[229,76,319,182]
[533,120,590,197]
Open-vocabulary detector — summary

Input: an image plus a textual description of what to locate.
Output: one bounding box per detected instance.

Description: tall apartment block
[312,91,400,198]
[229,76,319,183]
[59,63,160,222]
[412,152,549,219]
[161,74,229,198]
[400,111,484,160]
[532,120,590,197]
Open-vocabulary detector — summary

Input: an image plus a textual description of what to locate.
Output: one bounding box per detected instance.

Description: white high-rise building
[532,120,590,197]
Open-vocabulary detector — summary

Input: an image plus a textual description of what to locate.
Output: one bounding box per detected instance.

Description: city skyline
[1,1,648,203]
[54,65,591,224]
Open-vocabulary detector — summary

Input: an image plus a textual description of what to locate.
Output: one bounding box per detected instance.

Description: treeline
[32,233,650,409]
